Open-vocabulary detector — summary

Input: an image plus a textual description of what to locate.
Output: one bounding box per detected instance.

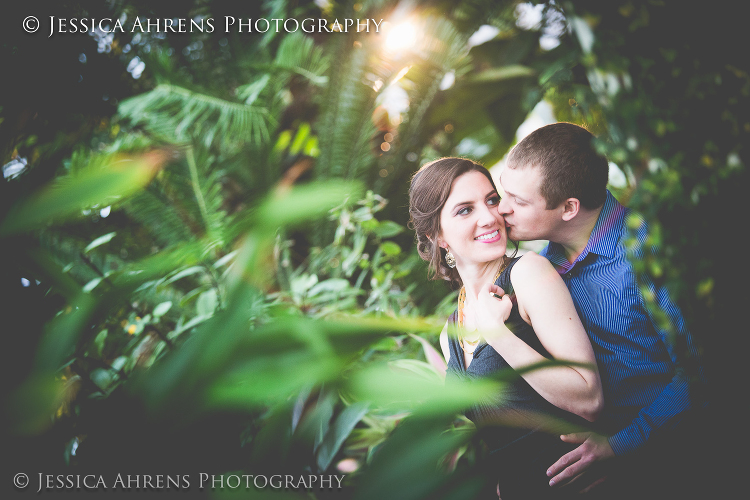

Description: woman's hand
[475,282,513,337]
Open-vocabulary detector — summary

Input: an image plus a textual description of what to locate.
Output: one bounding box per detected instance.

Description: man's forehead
[499,166,542,193]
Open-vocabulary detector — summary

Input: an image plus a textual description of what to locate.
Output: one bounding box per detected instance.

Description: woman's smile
[475,229,501,242]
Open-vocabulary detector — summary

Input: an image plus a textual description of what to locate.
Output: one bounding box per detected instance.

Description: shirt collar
[541,190,625,272]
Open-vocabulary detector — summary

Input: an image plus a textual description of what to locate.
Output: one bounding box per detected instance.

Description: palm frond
[118,85,274,148]
[273,32,330,86]
[316,45,380,181]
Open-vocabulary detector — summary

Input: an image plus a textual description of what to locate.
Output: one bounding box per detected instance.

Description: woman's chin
[473,245,507,263]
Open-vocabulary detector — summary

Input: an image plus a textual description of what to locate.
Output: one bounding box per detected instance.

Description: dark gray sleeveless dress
[445,257,590,499]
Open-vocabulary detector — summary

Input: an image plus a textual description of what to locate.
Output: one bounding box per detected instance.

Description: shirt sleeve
[608,369,692,455]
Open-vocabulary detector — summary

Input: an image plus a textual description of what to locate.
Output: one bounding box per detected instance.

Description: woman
[408,158,603,499]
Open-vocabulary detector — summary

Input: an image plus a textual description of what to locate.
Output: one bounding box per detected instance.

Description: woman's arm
[480,252,603,422]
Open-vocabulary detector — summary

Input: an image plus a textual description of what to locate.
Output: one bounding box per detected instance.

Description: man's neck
[554,205,603,264]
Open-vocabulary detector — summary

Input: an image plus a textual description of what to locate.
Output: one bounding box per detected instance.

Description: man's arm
[547,320,700,487]
[548,215,706,487]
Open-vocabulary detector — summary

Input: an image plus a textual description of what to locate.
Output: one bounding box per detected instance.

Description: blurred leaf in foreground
[0,150,168,235]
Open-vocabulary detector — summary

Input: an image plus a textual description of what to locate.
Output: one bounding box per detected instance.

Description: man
[497,122,705,497]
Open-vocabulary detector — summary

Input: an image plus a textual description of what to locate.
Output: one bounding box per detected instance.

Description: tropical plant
[3,0,737,498]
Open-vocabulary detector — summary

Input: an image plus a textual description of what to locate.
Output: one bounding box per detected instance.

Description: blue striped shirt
[540,190,703,456]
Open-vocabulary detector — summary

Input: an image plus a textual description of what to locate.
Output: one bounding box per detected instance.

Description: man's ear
[561,198,581,221]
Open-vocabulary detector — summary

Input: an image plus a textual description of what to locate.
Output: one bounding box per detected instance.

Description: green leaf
[0,152,165,235]
[389,359,444,384]
[372,221,405,238]
[84,232,116,253]
[308,279,350,297]
[316,401,370,472]
[347,364,499,415]
[465,65,536,83]
[305,136,320,157]
[213,250,239,269]
[90,368,114,391]
[196,289,218,316]
[379,242,401,256]
[252,181,364,232]
[169,314,211,338]
[289,123,311,155]
[153,301,173,318]
[309,391,336,452]
[119,84,272,147]
[82,277,103,293]
[291,274,318,296]
[162,266,205,286]
[237,74,270,105]
[93,330,108,358]
[111,356,127,371]
[207,356,342,409]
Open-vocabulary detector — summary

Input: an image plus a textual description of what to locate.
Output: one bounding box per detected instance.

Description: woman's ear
[428,233,448,249]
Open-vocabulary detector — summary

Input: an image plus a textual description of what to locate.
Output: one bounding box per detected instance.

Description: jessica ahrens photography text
[28,16,385,37]
[18,473,346,493]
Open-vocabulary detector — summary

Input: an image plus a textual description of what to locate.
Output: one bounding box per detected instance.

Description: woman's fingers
[483,282,505,297]
[478,284,512,320]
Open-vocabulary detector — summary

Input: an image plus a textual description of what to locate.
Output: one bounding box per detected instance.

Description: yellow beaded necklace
[457,257,509,354]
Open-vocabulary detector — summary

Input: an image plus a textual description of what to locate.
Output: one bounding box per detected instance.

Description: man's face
[497,166,564,242]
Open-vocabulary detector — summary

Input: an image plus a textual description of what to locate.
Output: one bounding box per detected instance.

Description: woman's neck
[457,257,505,301]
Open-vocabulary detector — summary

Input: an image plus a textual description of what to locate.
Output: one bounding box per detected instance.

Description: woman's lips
[474,229,501,243]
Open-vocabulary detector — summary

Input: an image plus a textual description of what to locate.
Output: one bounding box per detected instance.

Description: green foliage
[3,0,737,497]
[274,191,421,318]
[558,0,747,378]
[119,84,274,147]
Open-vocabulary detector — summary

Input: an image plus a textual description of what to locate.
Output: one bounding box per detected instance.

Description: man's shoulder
[604,192,650,241]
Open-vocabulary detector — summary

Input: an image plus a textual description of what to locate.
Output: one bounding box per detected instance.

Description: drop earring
[445,250,456,268]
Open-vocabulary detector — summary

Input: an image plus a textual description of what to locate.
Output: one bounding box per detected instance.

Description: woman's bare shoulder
[510,251,557,281]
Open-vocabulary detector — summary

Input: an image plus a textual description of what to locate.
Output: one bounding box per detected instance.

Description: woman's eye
[487,196,500,206]
[457,206,472,216]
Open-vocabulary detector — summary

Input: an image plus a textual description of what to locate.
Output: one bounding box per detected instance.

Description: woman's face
[438,170,508,267]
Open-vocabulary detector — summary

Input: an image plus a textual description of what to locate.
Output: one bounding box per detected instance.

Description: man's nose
[497,197,511,215]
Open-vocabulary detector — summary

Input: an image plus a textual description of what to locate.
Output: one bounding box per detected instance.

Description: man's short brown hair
[506,123,609,210]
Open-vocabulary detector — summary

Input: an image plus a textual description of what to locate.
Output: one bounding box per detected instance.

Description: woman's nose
[478,205,498,226]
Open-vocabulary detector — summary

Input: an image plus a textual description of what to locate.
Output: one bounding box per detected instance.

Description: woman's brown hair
[408,157,499,287]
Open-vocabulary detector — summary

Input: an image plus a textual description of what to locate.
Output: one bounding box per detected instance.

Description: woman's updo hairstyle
[408,157,498,286]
